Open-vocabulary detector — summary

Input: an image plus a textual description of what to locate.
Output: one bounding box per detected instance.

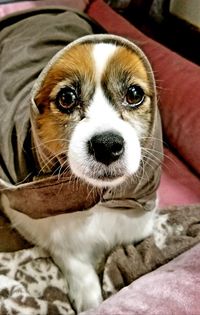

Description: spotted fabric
[0,247,75,315]
[1,205,200,315]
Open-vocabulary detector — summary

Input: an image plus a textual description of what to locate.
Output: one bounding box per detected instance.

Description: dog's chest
[49,205,156,267]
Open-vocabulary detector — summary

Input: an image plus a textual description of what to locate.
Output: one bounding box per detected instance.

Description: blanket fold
[0,175,101,218]
[103,205,200,296]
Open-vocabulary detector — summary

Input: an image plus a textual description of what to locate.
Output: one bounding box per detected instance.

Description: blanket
[1,204,200,315]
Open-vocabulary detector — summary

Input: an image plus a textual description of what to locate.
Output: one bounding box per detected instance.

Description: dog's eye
[125,85,145,108]
[56,87,77,113]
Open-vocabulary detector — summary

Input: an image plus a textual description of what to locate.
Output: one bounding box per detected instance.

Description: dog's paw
[69,273,102,313]
[74,287,102,313]
[57,255,103,313]
[153,214,183,249]
[102,265,117,299]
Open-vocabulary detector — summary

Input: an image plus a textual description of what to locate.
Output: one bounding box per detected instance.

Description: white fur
[93,43,117,81]
[2,43,164,313]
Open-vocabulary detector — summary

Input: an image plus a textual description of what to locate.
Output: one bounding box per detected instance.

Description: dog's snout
[88,132,124,165]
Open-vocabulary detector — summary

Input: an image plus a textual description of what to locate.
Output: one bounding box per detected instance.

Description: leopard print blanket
[0,246,116,315]
[1,205,200,315]
[0,247,75,315]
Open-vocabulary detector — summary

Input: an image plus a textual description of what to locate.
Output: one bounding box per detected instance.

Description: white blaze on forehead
[92,43,117,81]
[86,86,119,123]
[89,43,119,123]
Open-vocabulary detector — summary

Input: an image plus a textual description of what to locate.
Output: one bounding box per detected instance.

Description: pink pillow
[87,0,200,177]
[158,148,200,207]
[0,0,88,18]
[82,243,200,315]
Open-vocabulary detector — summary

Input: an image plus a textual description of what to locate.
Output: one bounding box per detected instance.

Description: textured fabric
[0,0,88,18]
[0,174,101,219]
[158,148,200,207]
[102,204,200,295]
[1,204,200,315]
[83,243,200,315]
[0,7,99,184]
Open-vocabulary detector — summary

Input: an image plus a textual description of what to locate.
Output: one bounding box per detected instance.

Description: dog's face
[34,40,154,187]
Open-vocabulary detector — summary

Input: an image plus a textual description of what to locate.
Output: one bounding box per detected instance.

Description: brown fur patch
[33,44,95,170]
[104,46,150,88]
[35,44,94,110]
[102,46,154,138]
[101,46,153,106]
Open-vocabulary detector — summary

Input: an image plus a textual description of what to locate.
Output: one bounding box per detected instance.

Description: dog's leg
[1,194,103,312]
[1,194,51,247]
[53,252,102,313]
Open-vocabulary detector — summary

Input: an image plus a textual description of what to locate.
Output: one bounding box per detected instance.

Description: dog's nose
[88,131,124,165]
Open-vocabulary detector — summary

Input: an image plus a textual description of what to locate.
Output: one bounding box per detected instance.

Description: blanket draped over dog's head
[0,7,163,221]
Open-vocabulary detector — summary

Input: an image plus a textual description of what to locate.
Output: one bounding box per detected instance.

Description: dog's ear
[32,69,64,115]
[32,73,57,115]
[32,49,72,115]
[33,94,46,114]
[34,85,54,115]
[31,43,94,116]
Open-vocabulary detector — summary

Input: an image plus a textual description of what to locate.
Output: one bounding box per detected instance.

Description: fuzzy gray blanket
[1,205,200,315]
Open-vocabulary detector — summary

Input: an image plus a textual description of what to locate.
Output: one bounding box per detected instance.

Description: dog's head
[31,34,160,188]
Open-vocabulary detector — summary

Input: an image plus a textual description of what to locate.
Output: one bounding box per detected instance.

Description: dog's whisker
[37,154,58,176]
[31,138,70,151]
[86,185,97,204]
[141,154,163,174]
[138,158,150,185]
[141,157,157,176]
[37,150,68,177]
[140,157,147,183]
[142,147,178,168]
[140,136,165,145]
[141,151,162,166]
[58,160,70,180]
[16,172,34,185]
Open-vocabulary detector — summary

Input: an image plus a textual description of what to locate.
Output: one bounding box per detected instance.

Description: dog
[2,34,166,312]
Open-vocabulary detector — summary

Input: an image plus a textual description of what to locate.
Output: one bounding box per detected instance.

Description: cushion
[0,0,88,18]
[82,243,200,315]
[159,148,200,207]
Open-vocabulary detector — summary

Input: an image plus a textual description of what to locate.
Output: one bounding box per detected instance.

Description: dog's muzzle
[87,131,124,166]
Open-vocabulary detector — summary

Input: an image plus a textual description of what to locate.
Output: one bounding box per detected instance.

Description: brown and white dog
[3,34,167,312]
